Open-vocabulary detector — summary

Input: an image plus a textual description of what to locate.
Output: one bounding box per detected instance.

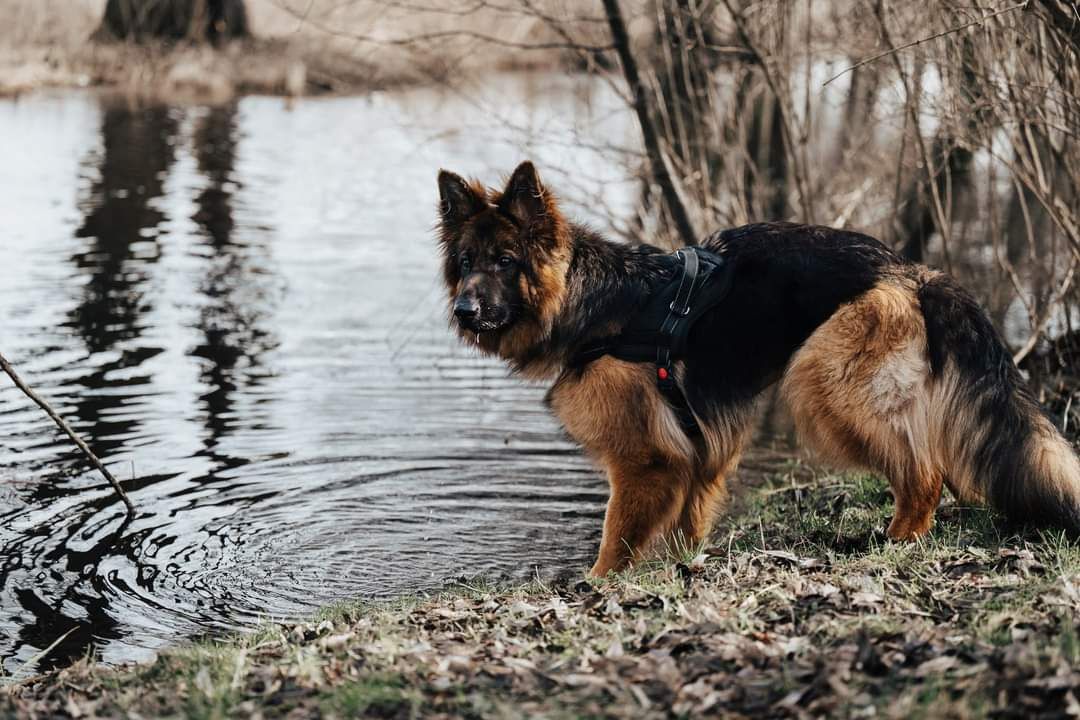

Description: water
[0,75,642,675]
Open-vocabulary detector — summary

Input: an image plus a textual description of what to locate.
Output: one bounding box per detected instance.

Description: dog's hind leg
[783,277,943,540]
[887,466,945,539]
[591,457,690,577]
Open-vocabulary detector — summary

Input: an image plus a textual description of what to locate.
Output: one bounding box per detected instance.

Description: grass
[5,467,1080,718]
[321,675,420,718]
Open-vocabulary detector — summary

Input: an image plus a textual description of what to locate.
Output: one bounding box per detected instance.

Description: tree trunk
[96,0,249,43]
[602,0,698,246]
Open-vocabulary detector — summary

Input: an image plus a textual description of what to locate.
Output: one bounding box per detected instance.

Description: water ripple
[0,77,636,675]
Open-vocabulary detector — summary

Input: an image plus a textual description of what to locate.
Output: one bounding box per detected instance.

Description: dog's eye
[497,255,515,269]
[459,256,471,273]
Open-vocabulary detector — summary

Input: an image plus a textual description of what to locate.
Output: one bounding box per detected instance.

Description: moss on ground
[5,468,1080,718]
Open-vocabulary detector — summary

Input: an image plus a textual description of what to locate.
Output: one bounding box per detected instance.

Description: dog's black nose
[454,297,479,320]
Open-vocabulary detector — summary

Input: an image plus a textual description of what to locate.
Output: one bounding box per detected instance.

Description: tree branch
[823,1,1030,87]
[721,0,814,222]
[603,0,697,245]
[0,352,134,515]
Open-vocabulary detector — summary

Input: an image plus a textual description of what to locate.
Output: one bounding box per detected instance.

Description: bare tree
[213,0,1080,433]
[96,0,249,43]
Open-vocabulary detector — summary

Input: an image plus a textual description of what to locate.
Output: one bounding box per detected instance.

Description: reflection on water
[0,77,638,675]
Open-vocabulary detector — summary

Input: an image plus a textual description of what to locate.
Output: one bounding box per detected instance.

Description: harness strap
[569,246,731,439]
[653,249,701,433]
[656,248,700,370]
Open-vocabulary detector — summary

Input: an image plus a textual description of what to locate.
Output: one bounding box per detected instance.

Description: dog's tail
[919,272,1080,534]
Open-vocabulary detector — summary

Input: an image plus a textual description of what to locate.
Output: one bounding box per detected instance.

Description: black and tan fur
[437,161,1080,577]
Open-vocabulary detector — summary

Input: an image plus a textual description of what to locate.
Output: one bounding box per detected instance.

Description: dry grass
[0,0,615,98]
[0,0,399,97]
[0,0,102,47]
[6,467,1080,718]
[250,0,612,77]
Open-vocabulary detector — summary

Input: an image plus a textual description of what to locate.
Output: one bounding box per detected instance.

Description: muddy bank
[0,37,416,100]
[6,471,1080,718]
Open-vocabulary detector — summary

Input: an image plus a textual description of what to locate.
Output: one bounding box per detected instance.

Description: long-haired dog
[437,161,1080,577]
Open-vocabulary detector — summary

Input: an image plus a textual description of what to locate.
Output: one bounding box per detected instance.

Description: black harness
[570,246,733,436]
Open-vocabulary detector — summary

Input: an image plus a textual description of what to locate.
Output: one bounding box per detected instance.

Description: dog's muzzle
[453,296,480,322]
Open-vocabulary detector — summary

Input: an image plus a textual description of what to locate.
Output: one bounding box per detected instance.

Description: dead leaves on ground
[6,478,1080,718]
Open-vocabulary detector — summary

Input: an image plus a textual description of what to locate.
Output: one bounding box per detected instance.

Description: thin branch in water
[0,351,135,515]
[11,627,79,680]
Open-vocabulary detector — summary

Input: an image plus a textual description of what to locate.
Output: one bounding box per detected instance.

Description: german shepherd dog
[437,161,1080,577]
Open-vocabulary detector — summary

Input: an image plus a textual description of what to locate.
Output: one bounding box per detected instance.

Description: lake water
[0,75,644,675]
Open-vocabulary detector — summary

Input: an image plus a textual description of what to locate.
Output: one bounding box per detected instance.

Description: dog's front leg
[590,458,688,577]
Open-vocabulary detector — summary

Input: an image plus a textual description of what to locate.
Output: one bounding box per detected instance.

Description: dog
[436,161,1080,577]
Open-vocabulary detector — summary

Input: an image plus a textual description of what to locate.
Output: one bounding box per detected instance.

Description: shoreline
[5,470,1080,718]
[0,38,414,102]
[0,36,587,103]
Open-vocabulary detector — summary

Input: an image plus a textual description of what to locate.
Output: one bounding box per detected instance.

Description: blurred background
[0,0,1077,678]
[7,0,1073,409]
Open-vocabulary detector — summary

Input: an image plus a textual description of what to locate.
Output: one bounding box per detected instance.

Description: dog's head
[436,161,570,365]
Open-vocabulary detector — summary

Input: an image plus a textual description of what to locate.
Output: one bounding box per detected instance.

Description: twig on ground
[0,351,135,514]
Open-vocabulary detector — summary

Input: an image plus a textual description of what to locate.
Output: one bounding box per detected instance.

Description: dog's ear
[438,170,486,224]
[499,161,549,226]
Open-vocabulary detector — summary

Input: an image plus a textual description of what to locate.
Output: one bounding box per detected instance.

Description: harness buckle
[668,300,691,317]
